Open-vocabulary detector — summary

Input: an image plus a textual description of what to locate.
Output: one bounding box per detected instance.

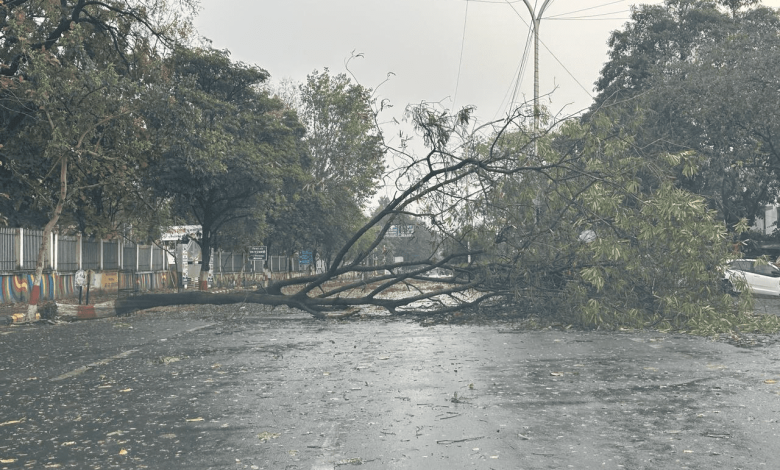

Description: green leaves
[418,108,761,333]
[145,46,308,267]
[593,1,780,226]
[298,69,385,205]
[264,69,386,260]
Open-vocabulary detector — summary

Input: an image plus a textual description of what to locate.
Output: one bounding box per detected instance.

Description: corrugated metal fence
[0,228,14,272]
[0,228,307,274]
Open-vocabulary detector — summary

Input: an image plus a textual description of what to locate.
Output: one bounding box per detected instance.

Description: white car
[723,259,780,296]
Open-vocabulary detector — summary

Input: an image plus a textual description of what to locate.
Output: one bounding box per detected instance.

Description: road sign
[386,224,415,238]
[299,250,312,265]
[249,246,267,261]
[160,225,202,242]
[75,270,86,287]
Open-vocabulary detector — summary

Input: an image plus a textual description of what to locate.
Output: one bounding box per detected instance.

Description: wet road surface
[1,304,780,469]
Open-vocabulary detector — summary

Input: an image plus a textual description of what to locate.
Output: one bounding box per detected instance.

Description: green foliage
[557,119,759,332]
[146,46,308,272]
[0,34,151,234]
[594,0,731,107]
[592,0,780,226]
[0,0,195,232]
[405,103,774,333]
[297,69,385,205]
[265,69,386,265]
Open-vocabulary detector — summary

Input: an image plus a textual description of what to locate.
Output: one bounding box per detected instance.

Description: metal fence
[83,238,101,270]
[1,227,309,275]
[122,243,136,271]
[22,229,42,270]
[138,245,151,271]
[57,235,78,272]
[0,228,14,272]
[103,240,119,270]
[152,248,164,271]
[269,256,288,272]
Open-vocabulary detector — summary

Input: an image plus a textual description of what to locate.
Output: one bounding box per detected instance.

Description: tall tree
[591,0,780,225]
[297,69,385,205]
[147,46,307,290]
[0,0,194,320]
[593,0,731,109]
[266,70,386,266]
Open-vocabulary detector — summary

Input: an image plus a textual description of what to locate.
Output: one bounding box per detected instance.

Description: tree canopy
[0,0,198,320]
[5,0,778,336]
[0,0,195,231]
[146,46,308,287]
[119,102,773,335]
[265,70,386,266]
[591,0,780,226]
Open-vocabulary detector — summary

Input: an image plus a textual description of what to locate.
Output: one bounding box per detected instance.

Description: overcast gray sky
[194,0,780,130]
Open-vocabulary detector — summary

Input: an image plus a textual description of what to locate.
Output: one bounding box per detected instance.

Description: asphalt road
[1,304,780,469]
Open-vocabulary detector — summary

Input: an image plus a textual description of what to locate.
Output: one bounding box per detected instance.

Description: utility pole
[521,0,553,152]
[521,0,553,224]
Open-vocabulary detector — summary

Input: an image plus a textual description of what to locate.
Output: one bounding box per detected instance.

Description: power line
[452,0,470,109]
[546,0,628,18]
[465,0,524,4]
[509,28,533,109]
[547,11,630,20]
[537,32,594,99]
[494,26,533,120]
[504,0,531,27]
[474,0,619,117]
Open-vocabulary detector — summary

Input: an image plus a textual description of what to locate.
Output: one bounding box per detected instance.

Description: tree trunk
[199,231,211,291]
[26,155,68,321]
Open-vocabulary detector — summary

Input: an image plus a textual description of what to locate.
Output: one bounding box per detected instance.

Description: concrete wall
[0,269,311,304]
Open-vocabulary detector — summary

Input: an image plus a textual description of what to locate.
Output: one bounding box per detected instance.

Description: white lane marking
[311,422,339,470]
[51,323,216,381]
[51,348,140,381]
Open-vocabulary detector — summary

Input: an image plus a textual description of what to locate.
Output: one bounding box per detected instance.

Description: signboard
[249,246,267,261]
[101,272,119,290]
[386,224,415,238]
[74,269,86,287]
[299,250,313,266]
[160,225,202,242]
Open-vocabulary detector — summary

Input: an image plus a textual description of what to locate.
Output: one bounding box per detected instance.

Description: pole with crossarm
[521,0,554,155]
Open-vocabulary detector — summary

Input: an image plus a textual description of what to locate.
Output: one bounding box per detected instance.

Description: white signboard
[161,225,202,242]
[75,269,86,287]
[249,246,267,261]
[386,225,415,238]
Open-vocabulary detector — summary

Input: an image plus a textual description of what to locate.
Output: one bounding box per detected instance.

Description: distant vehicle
[723,259,780,296]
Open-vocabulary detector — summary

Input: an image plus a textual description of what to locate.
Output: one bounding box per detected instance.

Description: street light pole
[520,0,553,224]
[521,0,553,153]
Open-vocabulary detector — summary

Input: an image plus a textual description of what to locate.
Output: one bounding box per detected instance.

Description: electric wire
[538,34,594,98]
[493,0,535,119]
[494,26,533,120]
[464,0,524,3]
[503,0,598,104]
[546,0,627,18]
[452,0,470,110]
[547,11,630,20]
[474,0,627,118]
[509,28,534,111]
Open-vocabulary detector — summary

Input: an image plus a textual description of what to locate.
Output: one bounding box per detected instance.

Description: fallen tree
[116,102,772,334]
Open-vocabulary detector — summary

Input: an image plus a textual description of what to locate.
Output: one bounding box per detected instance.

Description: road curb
[1,312,40,324]
[57,301,116,320]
